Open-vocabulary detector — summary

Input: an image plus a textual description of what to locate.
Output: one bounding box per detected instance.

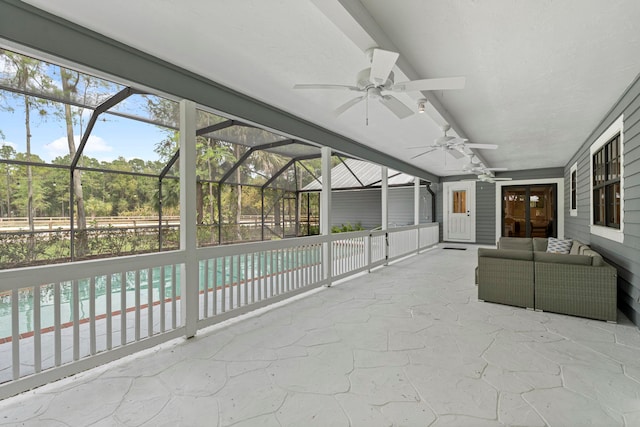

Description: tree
[1,51,52,255]
[0,51,51,259]
[58,67,89,257]
[0,143,16,217]
[250,150,288,235]
[40,159,68,217]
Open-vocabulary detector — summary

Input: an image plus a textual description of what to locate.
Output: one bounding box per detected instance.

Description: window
[453,190,466,213]
[590,115,624,242]
[570,162,577,216]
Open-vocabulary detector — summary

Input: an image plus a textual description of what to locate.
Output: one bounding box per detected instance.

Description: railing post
[381,166,389,265]
[366,233,372,273]
[179,100,198,338]
[320,147,332,286]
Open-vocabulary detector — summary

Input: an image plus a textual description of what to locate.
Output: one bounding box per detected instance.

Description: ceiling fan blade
[369,48,399,85]
[485,167,508,171]
[379,95,413,119]
[465,143,498,150]
[406,145,437,149]
[446,148,466,160]
[392,76,466,92]
[334,96,365,116]
[294,84,361,92]
[492,178,513,181]
[410,147,437,159]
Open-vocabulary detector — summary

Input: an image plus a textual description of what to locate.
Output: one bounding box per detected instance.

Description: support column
[414,177,420,252]
[381,166,388,264]
[414,177,420,225]
[381,166,388,231]
[179,100,198,338]
[320,147,332,286]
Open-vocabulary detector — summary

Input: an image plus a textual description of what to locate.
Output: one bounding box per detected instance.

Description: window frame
[569,162,578,216]
[589,115,624,243]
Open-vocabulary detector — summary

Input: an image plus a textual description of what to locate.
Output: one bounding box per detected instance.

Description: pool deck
[1,245,640,426]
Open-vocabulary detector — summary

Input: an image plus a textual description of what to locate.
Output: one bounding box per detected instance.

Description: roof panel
[201,123,288,147]
[302,158,417,191]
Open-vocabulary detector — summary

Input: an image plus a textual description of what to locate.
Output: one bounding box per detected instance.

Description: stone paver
[1,245,639,426]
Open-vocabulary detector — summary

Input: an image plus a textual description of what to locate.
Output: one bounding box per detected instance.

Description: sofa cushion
[498,237,533,251]
[534,251,593,265]
[570,240,586,255]
[578,245,592,255]
[479,247,534,261]
[546,237,573,254]
[533,238,548,252]
[582,249,605,266]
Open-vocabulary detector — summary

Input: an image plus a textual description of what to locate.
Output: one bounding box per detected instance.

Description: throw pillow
[546,237,573,254]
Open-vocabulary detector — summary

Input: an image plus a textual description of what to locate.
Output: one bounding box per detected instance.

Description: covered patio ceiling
[18,0,640,178]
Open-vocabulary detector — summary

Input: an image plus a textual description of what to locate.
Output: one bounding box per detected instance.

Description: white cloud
[45,135,113,161]
[0,141,18,150]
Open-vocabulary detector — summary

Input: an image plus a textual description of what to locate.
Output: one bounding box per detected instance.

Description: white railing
[0,222,439,398]
[196,236,327,328]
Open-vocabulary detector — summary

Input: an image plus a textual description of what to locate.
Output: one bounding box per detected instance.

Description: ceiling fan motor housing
[357,68,394,90]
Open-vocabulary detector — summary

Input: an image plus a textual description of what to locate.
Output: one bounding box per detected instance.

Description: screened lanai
[0,48,378,269]
[0,46,436,271]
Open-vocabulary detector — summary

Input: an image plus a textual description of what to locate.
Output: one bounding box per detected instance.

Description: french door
[502,184,557,238]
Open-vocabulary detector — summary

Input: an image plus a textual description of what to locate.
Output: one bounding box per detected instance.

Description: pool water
[1,249,322,338]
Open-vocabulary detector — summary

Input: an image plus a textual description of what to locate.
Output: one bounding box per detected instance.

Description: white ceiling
[21,0,640,177]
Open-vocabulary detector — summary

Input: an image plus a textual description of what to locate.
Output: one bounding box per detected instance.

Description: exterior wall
[475,181,496,245]
[436,183,444,242]
[389,187,433,226]
[331,189,381,229]
[330,186,433,230]
[440,169,563,245]
[565,73,640,327]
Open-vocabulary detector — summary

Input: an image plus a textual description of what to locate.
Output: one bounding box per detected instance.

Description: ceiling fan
[409,124,498,160]
[294,48,465,123]
[461,157,508,174]
[474,174,513,183]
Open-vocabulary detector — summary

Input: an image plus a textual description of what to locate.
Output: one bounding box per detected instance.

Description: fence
[0,222,439,399]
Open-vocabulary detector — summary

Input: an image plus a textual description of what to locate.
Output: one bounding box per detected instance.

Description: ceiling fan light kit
[417,98,427,113]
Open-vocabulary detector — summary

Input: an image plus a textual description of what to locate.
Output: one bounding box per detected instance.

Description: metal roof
[302,158,420,191]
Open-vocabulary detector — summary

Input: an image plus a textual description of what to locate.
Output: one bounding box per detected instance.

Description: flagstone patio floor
[1,245,639,426]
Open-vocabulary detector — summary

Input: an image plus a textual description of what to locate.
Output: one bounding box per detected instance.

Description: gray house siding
[435,183,444,242]
[439,169,563,245]
[475,182,496,245]
[388,187,433,226]
[330,186,433,230]
[331,190,381,229]
[565,73,640,327]
[494,168,564,181]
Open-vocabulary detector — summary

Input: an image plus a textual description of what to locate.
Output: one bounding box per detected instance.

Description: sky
[0,97,169,164]
[0,50,173,164]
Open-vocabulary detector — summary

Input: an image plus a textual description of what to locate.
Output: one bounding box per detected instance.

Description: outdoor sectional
[477,237,618,322]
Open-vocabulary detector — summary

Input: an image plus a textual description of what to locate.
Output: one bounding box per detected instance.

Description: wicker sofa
[477,237,617,322]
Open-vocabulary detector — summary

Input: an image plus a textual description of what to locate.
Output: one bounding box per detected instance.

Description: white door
[443,181,476,242]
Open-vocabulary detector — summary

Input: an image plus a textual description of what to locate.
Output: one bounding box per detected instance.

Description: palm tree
[250,150,288,236]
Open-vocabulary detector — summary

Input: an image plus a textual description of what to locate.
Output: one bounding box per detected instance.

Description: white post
[381,166,388,231]
[381,166,388,264]
[179,100,198,338]
[321,147,332,286]
[414,177,420,252]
